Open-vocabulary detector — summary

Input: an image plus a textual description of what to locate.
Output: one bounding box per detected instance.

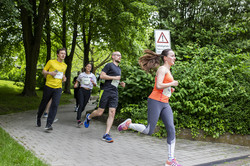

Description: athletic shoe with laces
[84,113,91,128]
[165,158,182,166]
[102,134,113,143]
[43,113,48,118]
[77,120,83,128]
[44,125,53,131]
[117,118,131,131]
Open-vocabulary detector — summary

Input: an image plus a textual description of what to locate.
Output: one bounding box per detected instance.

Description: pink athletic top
[148,72,174,103]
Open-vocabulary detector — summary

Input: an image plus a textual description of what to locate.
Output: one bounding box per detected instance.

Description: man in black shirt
[84,51,125,143]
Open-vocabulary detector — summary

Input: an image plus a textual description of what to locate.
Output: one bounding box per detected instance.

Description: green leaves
[118,63,154,108]
[118,44,249,139]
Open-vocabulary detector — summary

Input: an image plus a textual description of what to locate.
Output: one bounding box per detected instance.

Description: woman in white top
[74,63,97,127]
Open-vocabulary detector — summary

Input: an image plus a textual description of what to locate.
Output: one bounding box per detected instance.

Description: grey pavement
[0,100,249,166]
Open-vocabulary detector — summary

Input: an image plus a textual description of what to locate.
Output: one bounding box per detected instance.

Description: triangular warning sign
[157,32,169,43]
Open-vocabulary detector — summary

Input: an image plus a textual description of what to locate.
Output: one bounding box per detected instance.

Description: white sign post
[154,29,171,54]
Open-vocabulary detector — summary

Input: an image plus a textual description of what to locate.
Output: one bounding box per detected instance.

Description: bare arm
[74,80,79,88]
[156,66,178,89]
[62,75,67,82]
[120,81,126,87]
[42,69,57,77]
[100,71,120,80]
[91,79,97,87]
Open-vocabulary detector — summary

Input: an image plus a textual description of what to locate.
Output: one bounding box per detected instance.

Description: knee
[109,110,116,118]
[167,126,176,137]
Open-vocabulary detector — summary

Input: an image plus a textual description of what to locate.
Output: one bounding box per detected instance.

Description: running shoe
[117,118,131,131]
[102,134,113,143]
[77,120,83,128]
[165,158,182,166]
[84,113,91,128]
[44,125,53,131]
[43,113,48,118]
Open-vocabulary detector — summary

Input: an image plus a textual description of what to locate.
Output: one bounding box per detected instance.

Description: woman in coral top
[118,49,181,166]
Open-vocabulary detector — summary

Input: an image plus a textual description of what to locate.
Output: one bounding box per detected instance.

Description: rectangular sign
[154,30,171,54]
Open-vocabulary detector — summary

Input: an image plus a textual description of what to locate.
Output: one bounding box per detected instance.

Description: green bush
[171,44,250,137]
[118,62,154,108]
[117,44,250,138]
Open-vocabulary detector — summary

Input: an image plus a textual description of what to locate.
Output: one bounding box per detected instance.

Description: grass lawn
[0,127,48,166]
[0,80,74,165]
[0,80,74,115]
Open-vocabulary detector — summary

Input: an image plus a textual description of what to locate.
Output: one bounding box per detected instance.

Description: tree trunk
[45,13,51,63]
[19,0,51,96]
[62,0,67,49]
[64,23,78,94]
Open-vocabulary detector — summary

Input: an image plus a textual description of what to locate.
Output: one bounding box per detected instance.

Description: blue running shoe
[102,134,113,143]
[84,113,91,128]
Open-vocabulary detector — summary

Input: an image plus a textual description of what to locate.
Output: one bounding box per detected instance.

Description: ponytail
[138,49,162,72]
[138,49,173,72]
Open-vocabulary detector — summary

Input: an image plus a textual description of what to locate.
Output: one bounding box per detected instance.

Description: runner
[84,51,125,143]
[73,71,81,112]
[117,49,182,166]
[74,63,97,127]
[36,48,67,131]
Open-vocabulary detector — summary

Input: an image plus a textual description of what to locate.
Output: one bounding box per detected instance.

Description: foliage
[118,62,154,108]
[154,0,250,52]
[117,44,250,138]
[171,44,250,137]
[0,127,48,166]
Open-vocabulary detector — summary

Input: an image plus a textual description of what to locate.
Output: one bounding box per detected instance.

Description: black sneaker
[44,125,53,131]
[36,117,41,127]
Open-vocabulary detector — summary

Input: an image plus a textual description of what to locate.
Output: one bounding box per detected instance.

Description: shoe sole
[102,138,114,143]
[117,118,131,131]
[77,122,83,128]
[44,129,52,132]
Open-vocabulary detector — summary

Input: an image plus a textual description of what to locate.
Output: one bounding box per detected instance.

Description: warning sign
[157,32,169,43]
[155,30,171,54]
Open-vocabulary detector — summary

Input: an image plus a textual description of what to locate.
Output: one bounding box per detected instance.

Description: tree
[153,0,249,53]
[0,0,22,74]
[78,0,156,66]
[18,0,51,96]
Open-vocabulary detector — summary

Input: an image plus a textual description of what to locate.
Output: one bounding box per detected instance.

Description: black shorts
[99,90,118,109]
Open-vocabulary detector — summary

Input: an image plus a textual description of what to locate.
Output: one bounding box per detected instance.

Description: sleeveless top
[148,72,174,103]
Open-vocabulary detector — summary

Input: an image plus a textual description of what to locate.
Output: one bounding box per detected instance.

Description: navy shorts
[99,90,118,109]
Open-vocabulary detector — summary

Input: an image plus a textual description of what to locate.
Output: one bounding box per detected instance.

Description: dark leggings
[76,88,91,120]
[145,98,176,144]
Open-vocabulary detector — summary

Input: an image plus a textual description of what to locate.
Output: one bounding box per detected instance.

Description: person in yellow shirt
[36,48,67,131]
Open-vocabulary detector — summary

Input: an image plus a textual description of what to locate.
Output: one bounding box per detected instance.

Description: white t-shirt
[77,72,97,90]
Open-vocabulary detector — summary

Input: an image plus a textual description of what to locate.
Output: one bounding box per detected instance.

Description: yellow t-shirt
[44,60,67,89]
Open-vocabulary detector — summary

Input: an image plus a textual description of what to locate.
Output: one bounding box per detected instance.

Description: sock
[128,123,147,133]
[168,140,176,160]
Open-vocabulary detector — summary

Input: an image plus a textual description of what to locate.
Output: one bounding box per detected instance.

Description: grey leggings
[144,98,175,144]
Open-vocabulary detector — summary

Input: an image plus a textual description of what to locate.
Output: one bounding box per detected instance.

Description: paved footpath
[0,100,249,166]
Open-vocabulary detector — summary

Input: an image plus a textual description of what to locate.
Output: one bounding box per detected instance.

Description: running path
[0,101,249,166]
